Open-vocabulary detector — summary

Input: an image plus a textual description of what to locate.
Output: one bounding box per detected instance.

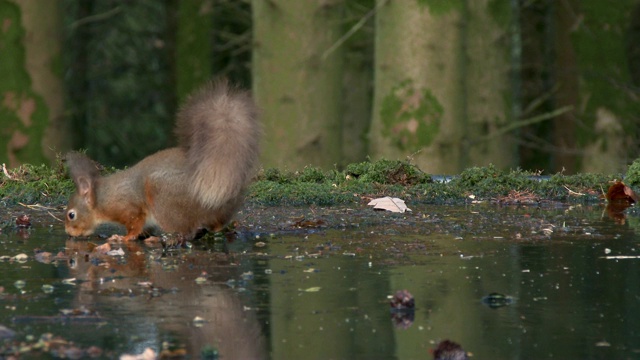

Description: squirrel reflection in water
[65,239,267,359]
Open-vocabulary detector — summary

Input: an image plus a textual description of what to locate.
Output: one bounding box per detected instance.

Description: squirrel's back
[175,79,261,209]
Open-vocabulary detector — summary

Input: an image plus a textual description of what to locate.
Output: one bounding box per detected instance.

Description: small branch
[48,211,64,223]
[18,203,56,211]
[70,6,122,29]
[322,0,389,60]
[476,105,574,143]
[2,163,13,180]
[563,185,585,196]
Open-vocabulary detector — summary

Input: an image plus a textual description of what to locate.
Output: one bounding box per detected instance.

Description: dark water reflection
[1,203,639,359]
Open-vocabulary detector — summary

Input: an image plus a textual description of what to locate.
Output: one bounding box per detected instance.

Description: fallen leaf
[367,197,411,213]
[605,181,637,224]
[606,181,638,203]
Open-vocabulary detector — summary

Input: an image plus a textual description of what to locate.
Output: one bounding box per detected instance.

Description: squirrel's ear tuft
[65,153,99,183]
[76,175,93,197]
[65,152,100,207]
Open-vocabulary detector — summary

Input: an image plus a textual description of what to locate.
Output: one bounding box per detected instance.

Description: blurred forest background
[1,0,640,175]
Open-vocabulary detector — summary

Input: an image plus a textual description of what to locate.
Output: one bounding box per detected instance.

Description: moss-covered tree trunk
[0,0,66,167]
[370,0,515,174]
[252,0,345,170]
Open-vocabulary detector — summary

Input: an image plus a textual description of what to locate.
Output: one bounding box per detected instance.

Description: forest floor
[2,157,638,239]
[1,158,633,207]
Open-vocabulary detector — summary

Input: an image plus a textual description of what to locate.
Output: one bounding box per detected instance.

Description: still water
[0,203,639,359]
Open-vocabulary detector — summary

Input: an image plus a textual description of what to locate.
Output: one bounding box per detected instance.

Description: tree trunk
[551,0,578,173]
[252,0,345,170]
[0,0,66,167]
[464,0,517,169]
[518,0,555,171]
[370,0,515,174]
[340,1,374,165]
[568,1,640,174]
[175,0,213,101]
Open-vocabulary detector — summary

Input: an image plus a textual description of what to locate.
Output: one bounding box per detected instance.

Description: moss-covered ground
[2,157,637,208]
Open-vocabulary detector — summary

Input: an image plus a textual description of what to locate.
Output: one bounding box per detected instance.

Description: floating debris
[193,316,206,327]
[15,214,31,228]
[389,290,415,311]
[431,340,469,360]
[0,324,15,339]
[481,292,514,309]
[62,278,77,285]
[106,247,125,256]
[120,347,157,360]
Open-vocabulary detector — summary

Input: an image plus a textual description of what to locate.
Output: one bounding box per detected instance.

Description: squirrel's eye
[67,210,76,221]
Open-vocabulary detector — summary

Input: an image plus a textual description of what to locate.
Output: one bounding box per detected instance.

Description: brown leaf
[606,181,638,203]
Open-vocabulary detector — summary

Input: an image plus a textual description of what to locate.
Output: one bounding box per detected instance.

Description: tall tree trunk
[370,0,515,174]
[0,0,66,167]
[569,1,640,173]
[551,0,578,173]
[252,0,345,170]
[175,0,213,101]
[518,0,555,171]
[340,1,374,165]
[464,1,517,169]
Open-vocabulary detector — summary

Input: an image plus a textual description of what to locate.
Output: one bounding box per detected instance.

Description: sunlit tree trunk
[252,0,345,170]
[0,0,67,167]
[370,0,515,174]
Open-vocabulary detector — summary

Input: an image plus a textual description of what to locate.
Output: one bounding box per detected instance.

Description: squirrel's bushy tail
[175,79,261,209]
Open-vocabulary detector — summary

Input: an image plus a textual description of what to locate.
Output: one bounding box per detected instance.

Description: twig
[474,105,574,144]
[48,211,64,223]
[322,0,389,60]
[18,203,56,211]
[70,6,122,29]
[563,185,585,196]
[2,163,12,180]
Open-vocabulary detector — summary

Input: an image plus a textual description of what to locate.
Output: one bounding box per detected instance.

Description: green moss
[379,79,443,151]
[0,161,74,205]
[0,158,623,207]
[344,159,431,185]
[248,181,355,206]
[448,165,538,197]
[625,158,640,189]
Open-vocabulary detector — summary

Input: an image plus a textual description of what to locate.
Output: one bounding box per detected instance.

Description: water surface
[0,203,638,359]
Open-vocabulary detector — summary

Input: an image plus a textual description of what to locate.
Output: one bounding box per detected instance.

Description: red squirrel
[64,79,261,241]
